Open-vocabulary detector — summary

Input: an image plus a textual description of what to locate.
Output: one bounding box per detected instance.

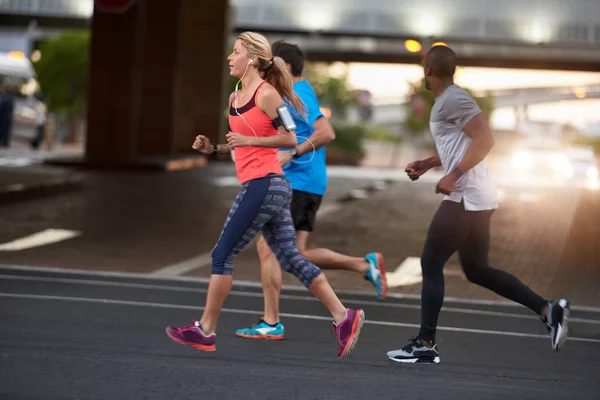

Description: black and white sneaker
[387,338,440,364]
[542,299,570,351]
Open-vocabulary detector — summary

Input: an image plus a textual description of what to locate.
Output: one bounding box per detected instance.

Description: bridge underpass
[348,83,600,129]
[2,0,600,71]
[252,33,600,72]
[1,0,598,166]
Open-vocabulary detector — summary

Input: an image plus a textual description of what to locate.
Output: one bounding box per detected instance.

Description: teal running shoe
[365,252,387,301]
[235,319,285,340]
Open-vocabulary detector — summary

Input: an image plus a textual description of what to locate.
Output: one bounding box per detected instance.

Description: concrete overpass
[352,83,600,127]
[233,0,600,71]
[1,0,600,70]
[492,84,600,107]
[0,0,597,168]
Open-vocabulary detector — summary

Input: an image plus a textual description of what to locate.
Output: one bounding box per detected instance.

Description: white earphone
[232,57,316,165]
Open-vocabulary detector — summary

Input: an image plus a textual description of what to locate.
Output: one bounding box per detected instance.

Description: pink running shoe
[165,321,216,352]
[333,308,365,358]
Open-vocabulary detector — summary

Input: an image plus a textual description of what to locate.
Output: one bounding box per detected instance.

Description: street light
[574,87,586,99]
[405,39,422,53]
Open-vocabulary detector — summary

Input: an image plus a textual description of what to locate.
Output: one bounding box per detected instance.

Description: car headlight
[587,166,598,180]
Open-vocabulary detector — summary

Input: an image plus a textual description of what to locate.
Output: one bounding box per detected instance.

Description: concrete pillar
[85,0,230,167]
[173,0,231,153]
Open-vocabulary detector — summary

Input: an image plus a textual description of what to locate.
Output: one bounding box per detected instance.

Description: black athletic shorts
[290,190,323,232]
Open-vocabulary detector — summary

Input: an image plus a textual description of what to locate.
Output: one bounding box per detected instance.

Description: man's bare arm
[453,114,494,176]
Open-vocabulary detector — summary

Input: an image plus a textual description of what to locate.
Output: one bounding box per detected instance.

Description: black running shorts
[290,190,323,232]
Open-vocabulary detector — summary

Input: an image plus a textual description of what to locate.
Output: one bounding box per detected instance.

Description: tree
[33,30,90,143]
[304,64,356,120]
[405,79,495,136]
[225,58,357,121]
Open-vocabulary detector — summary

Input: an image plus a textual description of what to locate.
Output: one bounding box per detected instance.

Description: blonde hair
[237,31,305,115]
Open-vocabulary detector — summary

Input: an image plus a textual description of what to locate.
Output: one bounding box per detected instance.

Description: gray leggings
[211,174,322,287]
[418,200,548,342]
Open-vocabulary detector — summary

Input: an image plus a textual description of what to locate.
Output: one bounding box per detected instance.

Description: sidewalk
[0,163,383,271]
[0,142,84,204]
[0,141,210,204]
[185,178,600,307]
[0,165,82,204]
[1,144,598,307]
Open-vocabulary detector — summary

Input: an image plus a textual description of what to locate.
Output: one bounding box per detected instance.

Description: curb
[0,173,83,205]
[44,154,208,171]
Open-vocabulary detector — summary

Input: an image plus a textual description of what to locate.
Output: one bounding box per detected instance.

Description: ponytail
[261,56,306,117]
[237,31,306,116]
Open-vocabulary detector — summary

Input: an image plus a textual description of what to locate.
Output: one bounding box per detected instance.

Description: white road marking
[212,176,240,187]
[151,252,213,276]
[3,264,600,313]
[2,274,599,325]
[0,229,81,251]
[386,257,422,287]
[2,292,599,344]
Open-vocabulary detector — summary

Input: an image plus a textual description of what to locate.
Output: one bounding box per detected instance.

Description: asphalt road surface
[2,265,600,400]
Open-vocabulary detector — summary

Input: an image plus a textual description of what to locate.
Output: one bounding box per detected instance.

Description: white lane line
[2,292,599,344]
[212,176,240,187]
[151,252,213,276]
[0,229,81,251]
[3,264,600,313]
[2,274,600,325]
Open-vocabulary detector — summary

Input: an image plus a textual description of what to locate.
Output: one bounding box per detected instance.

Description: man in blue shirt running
[236,41,386,340]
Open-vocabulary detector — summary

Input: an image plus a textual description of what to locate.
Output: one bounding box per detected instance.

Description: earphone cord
[232,60,316,165]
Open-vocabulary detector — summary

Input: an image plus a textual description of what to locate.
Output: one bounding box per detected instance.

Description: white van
[0,51,45,144]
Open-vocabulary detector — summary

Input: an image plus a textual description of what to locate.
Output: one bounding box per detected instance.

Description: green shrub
[364,125,402,143]
[326,122,366,165]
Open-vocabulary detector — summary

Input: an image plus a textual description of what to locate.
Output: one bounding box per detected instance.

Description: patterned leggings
[211,174,322,287]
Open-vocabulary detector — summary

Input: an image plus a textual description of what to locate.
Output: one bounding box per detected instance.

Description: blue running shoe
[235,319,284,340]
[365,252,387,301]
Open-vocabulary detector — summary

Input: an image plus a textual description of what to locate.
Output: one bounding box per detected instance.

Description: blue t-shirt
[282,80,327,196]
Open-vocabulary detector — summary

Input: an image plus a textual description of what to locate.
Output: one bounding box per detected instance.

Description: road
[1,266,600,400]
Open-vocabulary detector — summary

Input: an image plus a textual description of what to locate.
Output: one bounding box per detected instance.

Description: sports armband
[272,105,296,132]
